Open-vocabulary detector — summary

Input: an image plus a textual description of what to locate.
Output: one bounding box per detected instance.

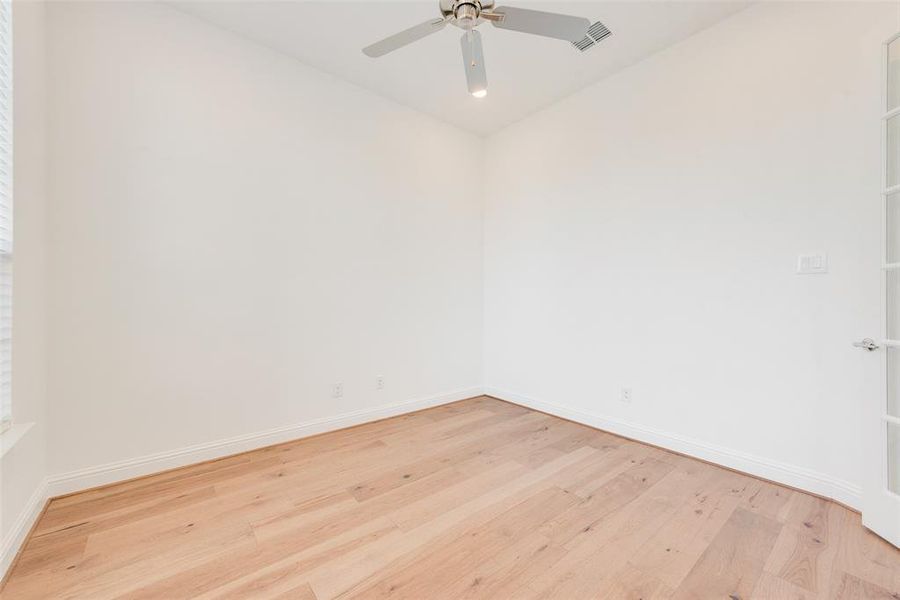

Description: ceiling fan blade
[460,30,487,97]
[363,17,451,58]
[488,6,589,42]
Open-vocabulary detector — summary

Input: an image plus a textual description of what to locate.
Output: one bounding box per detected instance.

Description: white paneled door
[861,32,900,548]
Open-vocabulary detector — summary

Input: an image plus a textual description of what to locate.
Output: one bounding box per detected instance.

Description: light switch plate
[797,254,828,275]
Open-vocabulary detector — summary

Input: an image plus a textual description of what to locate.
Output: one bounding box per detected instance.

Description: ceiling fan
[362,0,591,98]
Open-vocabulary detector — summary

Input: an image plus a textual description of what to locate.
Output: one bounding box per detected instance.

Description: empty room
[1,0,899,597]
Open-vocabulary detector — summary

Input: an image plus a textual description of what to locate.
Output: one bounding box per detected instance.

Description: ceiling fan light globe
[472,89,487,98]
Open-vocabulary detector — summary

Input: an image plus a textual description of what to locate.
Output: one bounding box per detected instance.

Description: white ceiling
[172,1,750,136]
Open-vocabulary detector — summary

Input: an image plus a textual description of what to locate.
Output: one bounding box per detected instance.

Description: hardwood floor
[3,396,899,599]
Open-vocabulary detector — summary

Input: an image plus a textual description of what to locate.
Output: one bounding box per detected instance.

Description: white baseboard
[0,477,48,582]
[485,387,863,510]
[45,386,484,498]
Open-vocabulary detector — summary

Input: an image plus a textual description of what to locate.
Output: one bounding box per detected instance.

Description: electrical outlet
[376,376,385,390]
[620,387,632,403]
[796,254,828,275]
[332,383,343,398]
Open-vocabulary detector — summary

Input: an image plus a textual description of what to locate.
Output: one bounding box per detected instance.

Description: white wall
[1,0,49,574]
[44,1,483,478]
[484,1,897,505]
[24,0,897,517]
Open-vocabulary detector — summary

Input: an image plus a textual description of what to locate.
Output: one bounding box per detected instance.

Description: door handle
[853,338,880,351]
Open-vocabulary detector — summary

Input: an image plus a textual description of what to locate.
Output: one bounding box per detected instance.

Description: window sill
[1,422,34,459]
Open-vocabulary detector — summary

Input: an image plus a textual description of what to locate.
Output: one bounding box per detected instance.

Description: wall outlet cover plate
[796,254,828,275]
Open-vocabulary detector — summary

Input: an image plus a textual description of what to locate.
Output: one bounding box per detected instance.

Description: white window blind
[0,0,12,434]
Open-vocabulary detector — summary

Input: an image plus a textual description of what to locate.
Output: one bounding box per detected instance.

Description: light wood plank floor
[3,396,899,599]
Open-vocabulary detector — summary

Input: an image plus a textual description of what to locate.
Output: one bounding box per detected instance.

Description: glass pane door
[864,33,900,546]
[886,35,900,495]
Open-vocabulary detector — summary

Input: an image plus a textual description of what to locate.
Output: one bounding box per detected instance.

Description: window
[0,0,11,433]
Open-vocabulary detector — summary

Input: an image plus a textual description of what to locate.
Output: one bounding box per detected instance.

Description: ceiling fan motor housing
[440,0,495,27]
